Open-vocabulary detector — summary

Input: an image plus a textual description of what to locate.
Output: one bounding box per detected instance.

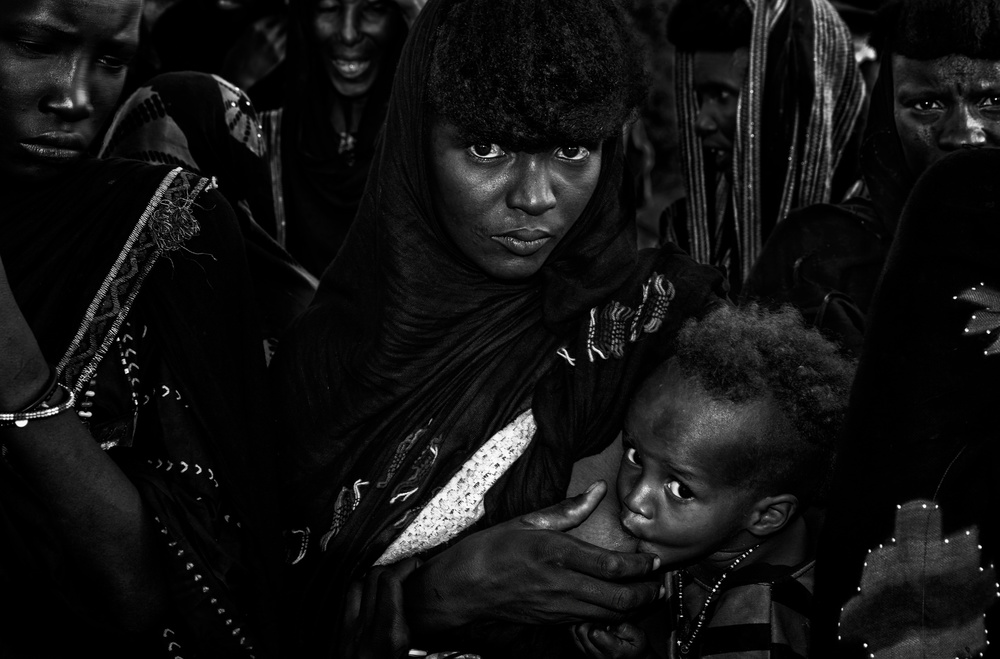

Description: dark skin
[382,116,662,643]
[402,482,663,639]
[0,0,164,633]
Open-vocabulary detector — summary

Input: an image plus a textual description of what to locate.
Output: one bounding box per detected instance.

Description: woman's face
[0,0,140,182]
[311,0,403,99]
[429,119,603,280]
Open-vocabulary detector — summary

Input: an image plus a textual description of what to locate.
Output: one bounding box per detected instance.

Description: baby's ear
[746,494,799,537]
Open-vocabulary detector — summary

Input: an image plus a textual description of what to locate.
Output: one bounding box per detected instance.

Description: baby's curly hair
[871,0,1000,60]
[674,304,856,506]
[428,0,649,150]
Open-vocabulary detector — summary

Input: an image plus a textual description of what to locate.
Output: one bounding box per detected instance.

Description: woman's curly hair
[674,303,856,506]
[428,0,649,150]
[871,0,1000,60]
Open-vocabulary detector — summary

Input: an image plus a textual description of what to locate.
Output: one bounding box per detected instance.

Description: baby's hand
[571,621,653,659]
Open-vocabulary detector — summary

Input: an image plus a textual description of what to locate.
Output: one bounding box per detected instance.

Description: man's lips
[491,229,553,256]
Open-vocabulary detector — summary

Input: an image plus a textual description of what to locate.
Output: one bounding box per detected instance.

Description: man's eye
[625,447,641,466]
[913,99,944,112]
[981,95,1000,108]
[469,143,505,160]
[556,146,590,161]
[666,480,694,501]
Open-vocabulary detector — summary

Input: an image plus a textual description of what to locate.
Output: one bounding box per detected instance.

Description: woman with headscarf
[0,0,281,655]
[662,0,865,298]
[269,0,727,656]
[260,0,422,276]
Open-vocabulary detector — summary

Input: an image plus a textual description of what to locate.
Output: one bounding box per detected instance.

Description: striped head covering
[675,0,865,286]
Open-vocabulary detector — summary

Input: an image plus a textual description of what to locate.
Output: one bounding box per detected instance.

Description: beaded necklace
[676,543,762,656]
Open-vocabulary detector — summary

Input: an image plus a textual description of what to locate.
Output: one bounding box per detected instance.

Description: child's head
[617,304,855,566]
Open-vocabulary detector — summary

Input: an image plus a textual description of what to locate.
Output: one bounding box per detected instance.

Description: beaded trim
[57,170,207,396]
[676,543,761,655]
[155,516,258,657]
[957,283,1000,356]
[838,501,997,657]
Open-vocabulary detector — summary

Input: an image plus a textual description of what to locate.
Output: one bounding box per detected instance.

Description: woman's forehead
[1,0,141,40]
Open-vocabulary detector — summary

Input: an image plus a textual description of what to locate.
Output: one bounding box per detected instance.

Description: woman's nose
[339,7,363,46]
[44,60,94,122]
[507,156,557,216]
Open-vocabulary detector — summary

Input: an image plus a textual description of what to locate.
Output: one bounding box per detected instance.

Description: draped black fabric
[100,71,317,345]
[741,55,906,352]
[0,158,281,657]
[811,148,1000,657]
[274,1,406,276]
[270,0,726,654]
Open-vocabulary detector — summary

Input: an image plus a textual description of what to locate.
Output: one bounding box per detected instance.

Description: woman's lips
[491,229,553,256]
[20,132,87,161]
[332,59,371,80]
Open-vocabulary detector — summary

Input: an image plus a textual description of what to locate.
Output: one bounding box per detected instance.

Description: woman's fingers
[519,480,607,532]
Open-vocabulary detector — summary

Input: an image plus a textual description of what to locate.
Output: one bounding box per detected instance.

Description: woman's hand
[341,558,422,659]
[403,481,663,634]
[571,621,653,659]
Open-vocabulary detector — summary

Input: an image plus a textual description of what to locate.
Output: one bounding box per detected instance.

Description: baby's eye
[625,447,641,466]
[469,143,505,160]
[555,146,590,161]
[666,479,694,501]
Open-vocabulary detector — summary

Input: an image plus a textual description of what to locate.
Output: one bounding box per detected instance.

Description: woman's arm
[0,258,166,633]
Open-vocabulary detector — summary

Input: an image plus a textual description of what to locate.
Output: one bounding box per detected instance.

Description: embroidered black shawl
[0,158,280,657]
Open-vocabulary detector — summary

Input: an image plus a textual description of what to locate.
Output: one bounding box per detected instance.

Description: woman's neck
[331,95,370,136]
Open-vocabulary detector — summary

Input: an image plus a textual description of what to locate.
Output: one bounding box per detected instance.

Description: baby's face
[617,363,765,567]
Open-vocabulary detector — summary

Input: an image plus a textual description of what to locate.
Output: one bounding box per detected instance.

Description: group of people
[1,0,999,658]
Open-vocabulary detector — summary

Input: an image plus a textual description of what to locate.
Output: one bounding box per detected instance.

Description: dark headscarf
[99,71,317,344]
[273,0,406,275]
[811,148,1000,657]
[270,0,724,652]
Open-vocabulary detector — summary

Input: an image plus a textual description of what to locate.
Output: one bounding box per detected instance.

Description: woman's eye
[97,55,129,71]
[15,40,54,57]
[625,447,641,466]
[666,480,694,501]
[469,143,505,160]
[556,146,590,161]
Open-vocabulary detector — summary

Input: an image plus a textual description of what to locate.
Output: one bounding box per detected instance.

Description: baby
[572,304,855,658]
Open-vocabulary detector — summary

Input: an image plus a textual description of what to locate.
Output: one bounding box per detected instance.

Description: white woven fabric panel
[375,410,536,566]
